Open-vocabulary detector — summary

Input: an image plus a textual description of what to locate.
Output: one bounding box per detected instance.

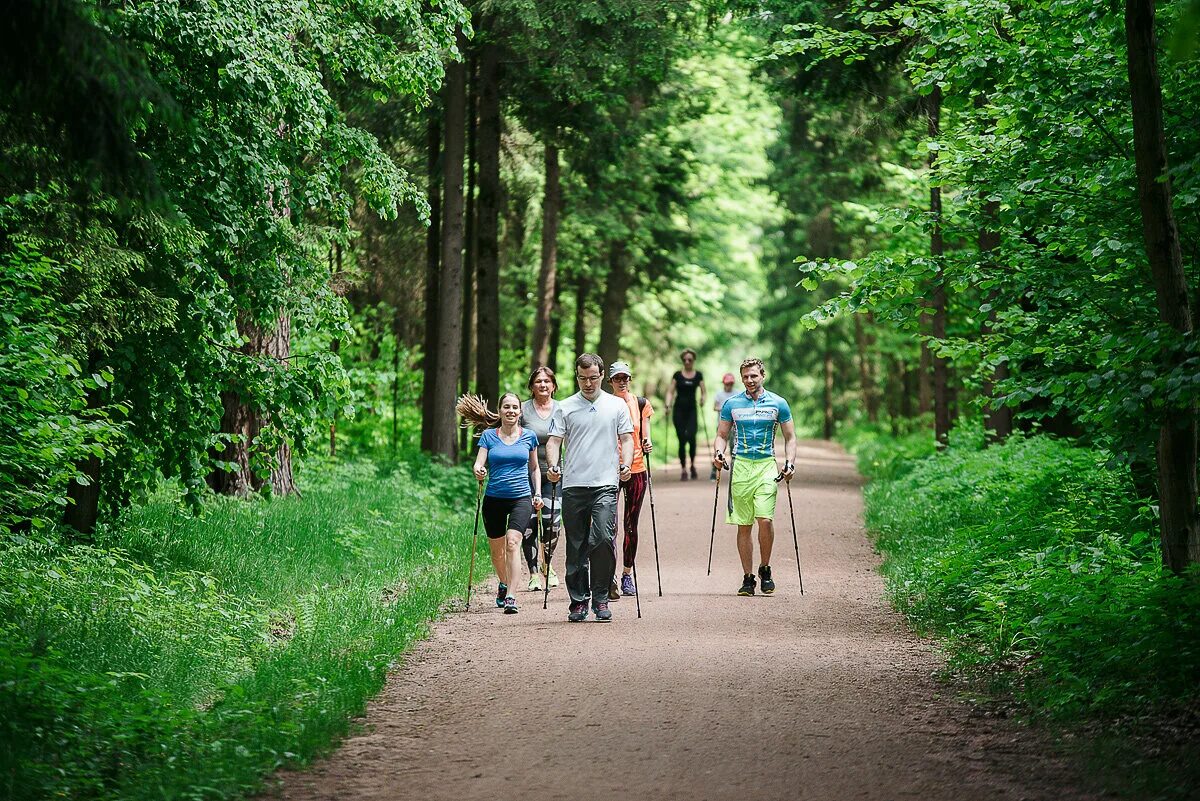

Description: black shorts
[482,495,533,539]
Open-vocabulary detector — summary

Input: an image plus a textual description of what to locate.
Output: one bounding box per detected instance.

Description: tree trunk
[433,50,466,461]
[980,205,1013,442]
[531,141,560,371]
[461,54,477,454]
[420,114,442,452]
[853,313,879,423]
[598,240,631,369]
[823,328,835,440]
[548,278,562,373]
[474,40,501,407]
[64,354,102,534]
[263,314,296,496]
[929,87,951,447]
[1126,0,1200,572]
[573,275,590,356]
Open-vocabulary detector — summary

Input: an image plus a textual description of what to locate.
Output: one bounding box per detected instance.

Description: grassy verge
[844,425,1200,797]
[0,455,477,801]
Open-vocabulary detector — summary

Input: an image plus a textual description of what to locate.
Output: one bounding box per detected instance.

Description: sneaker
[593,601,612,622]
[621,574,636,596]
[528,573,542,592]
[568,601,588,622]
[548,566,559,588]
[680,469,689,481]
[495,583,508,608]
[737,574,756,596]
[504,596,518,614]
[609,580,621,601]
[758,565,775,595]
[690,465,698,480]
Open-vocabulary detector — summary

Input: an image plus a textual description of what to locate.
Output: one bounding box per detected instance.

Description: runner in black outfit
[665,348,706,481]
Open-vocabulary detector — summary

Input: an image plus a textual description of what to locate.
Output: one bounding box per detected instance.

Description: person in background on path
[711,357,797,597]
[459,393,544,614]
[520,366,561,592]
[546,354,634,622]
[710,372,738,481]
[607,360,654,597]
[665,348,706,481]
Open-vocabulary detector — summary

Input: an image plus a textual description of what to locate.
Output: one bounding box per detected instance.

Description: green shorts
[727,458,778,526]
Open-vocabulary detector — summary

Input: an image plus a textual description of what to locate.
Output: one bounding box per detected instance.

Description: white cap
[608,361,632,378]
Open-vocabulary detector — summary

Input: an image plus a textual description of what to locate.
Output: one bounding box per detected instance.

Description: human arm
[698,377,706,407]
[546,435,563,482]
[472,446,488,480]
[640,404,653,453]
[780,420,797,481]
[712,419,733,469]
[528,442,543,508]
[664,374,676,415]
[618,432,634,482]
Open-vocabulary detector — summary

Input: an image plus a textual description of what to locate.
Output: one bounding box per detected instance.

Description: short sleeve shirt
[549,390,634,489]
[713,389,736,413]
[719,389,793,461]
[478,427,539,498]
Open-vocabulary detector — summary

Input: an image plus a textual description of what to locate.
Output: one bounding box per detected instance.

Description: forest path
[270,440,1103,801]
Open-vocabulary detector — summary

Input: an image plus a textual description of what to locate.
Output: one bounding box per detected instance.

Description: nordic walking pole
[631,555,642,619]
[776,468,805,594]
[699,398,711,462]
[645,467,663,596]
[707,456,725,575]
[543,480,558,610]
[466,479,483,611]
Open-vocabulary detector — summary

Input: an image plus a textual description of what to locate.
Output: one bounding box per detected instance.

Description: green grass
[845,425,1200,716]
[0,454,478,801]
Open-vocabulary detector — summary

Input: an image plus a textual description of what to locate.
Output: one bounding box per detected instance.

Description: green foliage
[0,245,124,532]
[0,456,475,800]
[852,431,1200,715]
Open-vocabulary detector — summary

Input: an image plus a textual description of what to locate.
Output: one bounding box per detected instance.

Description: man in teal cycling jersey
[712,357,797,596]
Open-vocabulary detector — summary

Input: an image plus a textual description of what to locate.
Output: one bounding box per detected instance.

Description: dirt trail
[271,441,1103,801]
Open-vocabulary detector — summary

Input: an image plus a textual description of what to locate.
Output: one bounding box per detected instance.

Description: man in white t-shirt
[710,372,737,480]
[547,353,635,622]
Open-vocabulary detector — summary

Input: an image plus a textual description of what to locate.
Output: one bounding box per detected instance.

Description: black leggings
[674,409,697,467]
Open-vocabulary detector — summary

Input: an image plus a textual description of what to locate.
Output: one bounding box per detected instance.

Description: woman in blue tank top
[467,392,543,614]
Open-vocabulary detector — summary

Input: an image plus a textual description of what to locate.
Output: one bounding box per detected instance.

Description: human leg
[587,486,619,615]
[482,496,513,602]
[561,488,592,606]
[736,524,754,575]
[621,472,648,574]
[757,517,775,566]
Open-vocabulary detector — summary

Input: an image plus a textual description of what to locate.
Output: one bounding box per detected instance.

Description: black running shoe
[568,601,588,622]
[593,601,613,622]
[758,564,775,595]
[495,583,508,608]
[738,574,756,596]
[690,465,698,480]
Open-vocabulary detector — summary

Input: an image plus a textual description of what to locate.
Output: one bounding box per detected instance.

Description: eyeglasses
[576,373,601,383]
[610,375,630,381]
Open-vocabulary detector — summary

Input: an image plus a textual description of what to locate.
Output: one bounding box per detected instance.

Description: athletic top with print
[478,427,539,499]
[719,389,793,461]
[671,371,704,415]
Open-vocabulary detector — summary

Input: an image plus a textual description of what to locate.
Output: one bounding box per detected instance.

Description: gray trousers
[561,485,618,606]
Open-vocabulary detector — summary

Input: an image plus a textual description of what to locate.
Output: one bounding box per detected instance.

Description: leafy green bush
[0,245,124,532]
[0,454,476,800]
[851,431,1200,715]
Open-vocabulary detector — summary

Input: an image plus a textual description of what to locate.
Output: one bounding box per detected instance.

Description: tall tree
[1126,0,1199,571]
[421,115,443,453]
[433,49,467,460]
[475,36,502,407]
[531,141,561,370]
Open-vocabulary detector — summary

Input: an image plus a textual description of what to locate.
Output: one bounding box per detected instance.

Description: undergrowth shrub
[849,430,1200,715]
[0,454,474,801]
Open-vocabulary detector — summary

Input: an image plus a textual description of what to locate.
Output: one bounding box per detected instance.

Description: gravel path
[270,440,1103,801]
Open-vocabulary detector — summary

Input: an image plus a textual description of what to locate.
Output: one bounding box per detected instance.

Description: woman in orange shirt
[607,360,654,597]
